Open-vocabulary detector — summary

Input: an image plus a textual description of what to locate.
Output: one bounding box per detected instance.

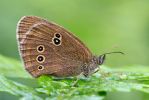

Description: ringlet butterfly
[17,16,123,78]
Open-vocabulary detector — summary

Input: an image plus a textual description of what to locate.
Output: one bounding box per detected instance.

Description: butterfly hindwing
[17,16,93,77]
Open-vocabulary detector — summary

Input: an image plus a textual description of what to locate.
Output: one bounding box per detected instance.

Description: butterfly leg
[71,73,84,87]
[81,64,90,77]
[93,68,99,74]
[71,77,79,87]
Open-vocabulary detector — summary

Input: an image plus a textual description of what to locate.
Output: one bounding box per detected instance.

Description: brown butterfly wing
[17,16,93,77]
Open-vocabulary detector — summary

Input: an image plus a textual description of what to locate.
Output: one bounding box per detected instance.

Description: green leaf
[36,66,149,99]
[0,75,41,100]
[0,55,30,78]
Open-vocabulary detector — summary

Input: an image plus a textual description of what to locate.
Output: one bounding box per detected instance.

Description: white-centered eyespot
[52,37,61,46]
[38,65,44,70]
[36,55,45,63]
[37,45,45,53]
[54,33,61,38]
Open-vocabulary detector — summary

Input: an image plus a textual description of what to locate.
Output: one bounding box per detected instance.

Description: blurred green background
[0,0,149,100]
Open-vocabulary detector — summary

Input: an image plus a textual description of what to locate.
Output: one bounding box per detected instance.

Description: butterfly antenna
[97,51,124,65]
[102,51,125,55]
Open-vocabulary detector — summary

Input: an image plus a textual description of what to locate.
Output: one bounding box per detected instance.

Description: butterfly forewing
[17,16,93,77]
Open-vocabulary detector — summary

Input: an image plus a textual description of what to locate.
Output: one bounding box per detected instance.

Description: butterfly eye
[36,55,45,63]
[37,45,45,53]
[53,38,61,46]
[55,33,61,38]
[38,65,44,70]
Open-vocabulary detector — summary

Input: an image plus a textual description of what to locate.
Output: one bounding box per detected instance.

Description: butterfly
[17,16,123,78]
